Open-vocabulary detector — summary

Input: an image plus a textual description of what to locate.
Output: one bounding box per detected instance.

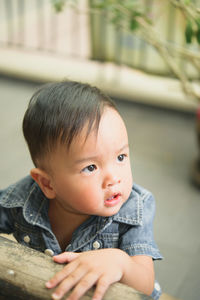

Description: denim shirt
[0,176,163,299]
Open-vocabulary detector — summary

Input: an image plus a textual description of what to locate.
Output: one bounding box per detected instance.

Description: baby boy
[0,81,162,300]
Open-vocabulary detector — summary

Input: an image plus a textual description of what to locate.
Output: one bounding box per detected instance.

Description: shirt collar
[112,187,143,226]
[0,176,50,228]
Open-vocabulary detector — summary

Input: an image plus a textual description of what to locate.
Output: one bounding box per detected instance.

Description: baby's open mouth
[104,193,121,207]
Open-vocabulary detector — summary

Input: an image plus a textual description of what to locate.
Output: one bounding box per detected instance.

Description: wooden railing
[0,236,179,300]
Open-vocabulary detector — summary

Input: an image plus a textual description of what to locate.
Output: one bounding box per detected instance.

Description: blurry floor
[0,76,200,300]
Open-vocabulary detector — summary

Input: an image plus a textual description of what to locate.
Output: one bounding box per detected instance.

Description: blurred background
[0,1,200,299]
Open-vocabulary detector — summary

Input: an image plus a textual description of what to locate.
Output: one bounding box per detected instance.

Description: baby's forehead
[56,119,98,151]
[73,109,126,145]
[47,108,123,161]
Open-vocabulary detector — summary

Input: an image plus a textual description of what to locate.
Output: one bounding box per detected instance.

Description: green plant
[51,0,200,102]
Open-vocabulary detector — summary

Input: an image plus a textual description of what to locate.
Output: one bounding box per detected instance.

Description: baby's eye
[117,154,127,162]
[82,164,97,173]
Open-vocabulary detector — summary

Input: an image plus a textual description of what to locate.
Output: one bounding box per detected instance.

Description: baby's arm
[120,253,154,294]
[46,248,154,300]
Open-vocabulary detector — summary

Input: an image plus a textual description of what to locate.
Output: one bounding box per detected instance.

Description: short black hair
[23,80,117,167]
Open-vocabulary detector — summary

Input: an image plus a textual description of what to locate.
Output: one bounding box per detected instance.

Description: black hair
[23,80,117,166]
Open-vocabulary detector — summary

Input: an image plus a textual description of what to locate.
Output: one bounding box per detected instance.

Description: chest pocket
[89,233,119,251]
[13,222,46,252]
[75,233,119,252]
[13,222,45,252]
[11,208,46,252]
[98,232,119,248]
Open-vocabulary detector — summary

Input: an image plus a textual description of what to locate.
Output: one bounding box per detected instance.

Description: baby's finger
[51,265,88,300]
[53,252,80,264]
[46,260,78,289]
[92,276,111,300]
[66,272,99,300]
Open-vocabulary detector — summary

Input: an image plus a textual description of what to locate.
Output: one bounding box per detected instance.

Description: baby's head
[23,81,115,168]
[23,81,133,217]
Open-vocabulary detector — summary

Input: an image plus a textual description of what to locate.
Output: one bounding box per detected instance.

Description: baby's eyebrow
[74,143,129,165]
[118,143,129,153]
[74,155,99,165]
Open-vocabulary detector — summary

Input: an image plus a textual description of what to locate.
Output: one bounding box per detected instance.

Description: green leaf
[196,20,200,44]
[90,0,110,9]
[129,18,138,31]
[185,20,193,44]
[111,14,122,27]
[51,0,66,12]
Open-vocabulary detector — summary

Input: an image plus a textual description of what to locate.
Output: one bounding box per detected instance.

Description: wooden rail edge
[0,236,152,300]
[0,236,179,300]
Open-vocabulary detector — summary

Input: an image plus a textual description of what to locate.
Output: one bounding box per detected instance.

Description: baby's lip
[104,192,122,207]
[106,192,121,201]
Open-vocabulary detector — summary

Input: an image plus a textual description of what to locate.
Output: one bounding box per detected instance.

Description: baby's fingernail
[52,293,61,300]
[45,281,53,288]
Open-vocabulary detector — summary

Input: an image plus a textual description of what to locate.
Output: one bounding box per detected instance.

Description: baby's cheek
[124,170,133,197]
[79,188,100,210]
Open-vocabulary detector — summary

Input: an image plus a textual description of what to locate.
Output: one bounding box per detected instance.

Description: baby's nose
[103,171,121,188]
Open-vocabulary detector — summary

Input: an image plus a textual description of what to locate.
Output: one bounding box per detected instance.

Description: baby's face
[49,107,133,218]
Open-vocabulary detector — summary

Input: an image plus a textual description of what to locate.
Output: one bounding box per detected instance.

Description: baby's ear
[30,168,56,199]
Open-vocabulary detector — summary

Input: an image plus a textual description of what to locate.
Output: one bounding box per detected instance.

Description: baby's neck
[48,200,89,252]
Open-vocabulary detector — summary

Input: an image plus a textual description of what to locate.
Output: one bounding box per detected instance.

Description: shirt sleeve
[0,206,14,234]
[118,192,163,260]
[0,187,15,234]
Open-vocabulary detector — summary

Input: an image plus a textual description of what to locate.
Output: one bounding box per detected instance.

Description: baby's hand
[46,249,128,300]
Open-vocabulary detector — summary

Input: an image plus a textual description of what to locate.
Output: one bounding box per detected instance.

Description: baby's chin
[100,202,126,217]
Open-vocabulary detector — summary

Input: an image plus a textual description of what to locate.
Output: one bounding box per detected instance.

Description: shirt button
[23,235,30,243]
[44,249,54,257]
[92,241,101,250]
[154,282,161,291]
